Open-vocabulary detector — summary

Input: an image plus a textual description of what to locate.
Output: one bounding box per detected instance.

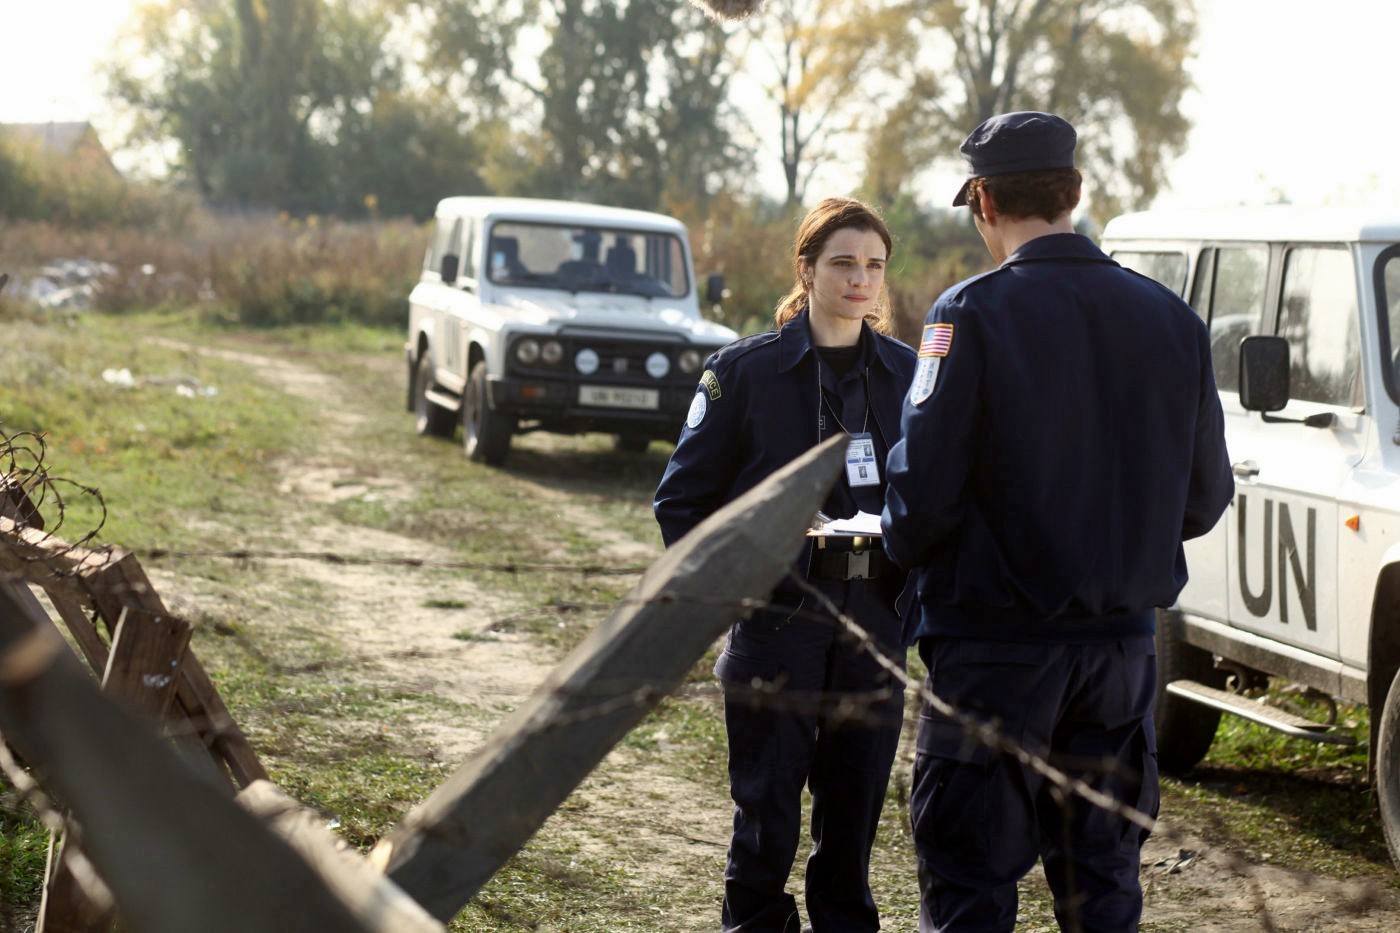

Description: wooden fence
[0,436,845,930]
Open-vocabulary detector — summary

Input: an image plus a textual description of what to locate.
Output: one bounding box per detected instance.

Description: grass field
[2,307,1397,931]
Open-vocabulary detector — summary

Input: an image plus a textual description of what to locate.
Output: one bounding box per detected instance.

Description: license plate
[579,385,659,410]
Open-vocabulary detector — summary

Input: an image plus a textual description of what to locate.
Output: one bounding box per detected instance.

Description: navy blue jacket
[881,233,1233,644]
[655,311,916,599]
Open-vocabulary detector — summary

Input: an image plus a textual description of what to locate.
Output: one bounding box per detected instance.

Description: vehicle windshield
[485,221,689,298]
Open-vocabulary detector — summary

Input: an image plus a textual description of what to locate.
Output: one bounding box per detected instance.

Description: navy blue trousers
[715,579,904,933]
[910,635,1159,933]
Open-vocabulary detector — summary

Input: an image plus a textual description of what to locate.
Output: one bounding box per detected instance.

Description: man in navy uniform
[881,112,1233,932]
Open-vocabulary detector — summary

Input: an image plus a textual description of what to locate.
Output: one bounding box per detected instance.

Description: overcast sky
[2,0,1397,210]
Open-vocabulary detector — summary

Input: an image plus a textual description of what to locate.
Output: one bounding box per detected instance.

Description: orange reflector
[1346,515,1361,532]
[520,384,544,400]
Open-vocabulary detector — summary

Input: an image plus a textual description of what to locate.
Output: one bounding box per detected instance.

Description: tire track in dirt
[147,337,552,760]
[150,337,732,927]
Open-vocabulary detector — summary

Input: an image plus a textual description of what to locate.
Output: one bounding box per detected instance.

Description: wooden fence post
[372,435,848,921]
[236,780,443,932]
[0,577,380,932]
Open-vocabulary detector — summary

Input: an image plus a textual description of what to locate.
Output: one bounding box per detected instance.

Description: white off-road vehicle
[1101,207,1400,866]
[406,197,736,464]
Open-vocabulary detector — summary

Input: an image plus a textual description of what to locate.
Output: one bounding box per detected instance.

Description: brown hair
[967,168,1082,223]
[774,197,894,333]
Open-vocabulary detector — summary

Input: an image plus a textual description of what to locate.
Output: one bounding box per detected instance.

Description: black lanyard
[815,356,871,439]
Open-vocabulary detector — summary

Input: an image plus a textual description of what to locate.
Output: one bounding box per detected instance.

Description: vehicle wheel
[1154,608,1225,773]
[414,353,456,438]
[1378,668,1400,870]
[463,361,512,465]
[614,432,651,454]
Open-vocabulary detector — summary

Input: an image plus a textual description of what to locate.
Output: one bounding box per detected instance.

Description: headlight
[678,349,703,374]
[515,338,540,365]
[541,340,564,365]
[575,348,600,375]
[646,352,670,379]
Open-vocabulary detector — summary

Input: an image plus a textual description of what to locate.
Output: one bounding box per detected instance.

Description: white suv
[405,197,736,464]
[1101,207,1400,866]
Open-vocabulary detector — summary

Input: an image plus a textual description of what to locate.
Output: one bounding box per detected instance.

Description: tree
[414,0,744,210]
[329,89,489,220]
[734,0,907,206]
[106,0,326,208]
[864,0,1197,220]
[105,0,485,217]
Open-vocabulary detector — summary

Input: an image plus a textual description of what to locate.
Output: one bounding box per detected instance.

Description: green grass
[0,793,46,931]
[1,308,684,927]
[1,312,307,548]
[1160,698,1388,881]
[5,308,1399,930]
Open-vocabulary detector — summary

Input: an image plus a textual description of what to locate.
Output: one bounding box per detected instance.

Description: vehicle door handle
[1232,460,1260,479]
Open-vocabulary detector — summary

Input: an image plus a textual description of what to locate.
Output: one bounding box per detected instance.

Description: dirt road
[150,335,1400,931]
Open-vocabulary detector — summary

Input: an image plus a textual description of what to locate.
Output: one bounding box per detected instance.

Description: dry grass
[0,211,425,328]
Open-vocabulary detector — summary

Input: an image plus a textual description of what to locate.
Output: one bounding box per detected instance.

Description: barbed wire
[140,547,649,578]
[0,427,1389,928]
[0,428,108,553]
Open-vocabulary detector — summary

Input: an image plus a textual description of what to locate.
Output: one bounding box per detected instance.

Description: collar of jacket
[1002,231,1119,268]
[775,308,898,375]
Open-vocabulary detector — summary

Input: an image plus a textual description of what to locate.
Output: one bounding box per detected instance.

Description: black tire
[414,353,456,438]
[1378,668,1400,871]
[614,432,651,454]
[463,361,512,465]
[1154,608,1225,773]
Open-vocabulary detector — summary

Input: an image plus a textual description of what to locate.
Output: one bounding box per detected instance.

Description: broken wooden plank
[237,781,443,933]
[0,514,269,786]
[0,582,374,933]
[83,546,268,786]
[35,831,116,933]
[373,435,847,921]
[0,516,114,603]
[102,606,191,721]
[0,474,44,530]
[42,589,110,680]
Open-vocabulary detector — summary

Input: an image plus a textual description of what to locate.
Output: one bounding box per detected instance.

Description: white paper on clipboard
[808,510,883,537]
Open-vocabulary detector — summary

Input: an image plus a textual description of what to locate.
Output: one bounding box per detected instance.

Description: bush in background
[197,211,424,329]
[2,137,988,340]
[0,133,181,230]
[0,210,424,329]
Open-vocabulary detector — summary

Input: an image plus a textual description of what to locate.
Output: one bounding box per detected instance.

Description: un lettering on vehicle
[1228,490,1340,658]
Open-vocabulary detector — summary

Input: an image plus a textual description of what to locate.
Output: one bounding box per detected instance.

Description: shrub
[0,210,424,330]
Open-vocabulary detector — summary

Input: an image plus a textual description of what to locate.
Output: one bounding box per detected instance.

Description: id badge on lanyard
[845,432,879,488]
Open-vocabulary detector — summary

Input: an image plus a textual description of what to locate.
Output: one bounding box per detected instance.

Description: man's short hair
[967,168,1082,224]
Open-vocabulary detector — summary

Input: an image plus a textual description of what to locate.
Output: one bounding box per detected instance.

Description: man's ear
[976,186,997,224]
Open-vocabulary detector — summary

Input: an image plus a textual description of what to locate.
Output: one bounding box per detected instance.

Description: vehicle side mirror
[705,273,725,305]
[440,253,460,283]
[1239,335,1290,412]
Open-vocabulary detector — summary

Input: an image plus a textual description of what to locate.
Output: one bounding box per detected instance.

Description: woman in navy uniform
[654,198,916,933]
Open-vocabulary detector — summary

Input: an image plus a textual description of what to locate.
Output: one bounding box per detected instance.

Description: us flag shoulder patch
[919,323,954,358]
[911,323,953,405]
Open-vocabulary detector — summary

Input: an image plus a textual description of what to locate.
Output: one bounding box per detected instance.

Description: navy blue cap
[952,111,1077,206]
